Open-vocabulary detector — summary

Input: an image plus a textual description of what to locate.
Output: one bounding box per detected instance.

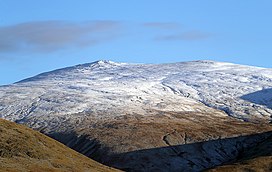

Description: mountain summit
[1,60,272,171]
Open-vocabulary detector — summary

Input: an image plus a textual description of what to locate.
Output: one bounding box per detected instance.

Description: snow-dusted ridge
[1,60,272,128]
[16,60,124,83]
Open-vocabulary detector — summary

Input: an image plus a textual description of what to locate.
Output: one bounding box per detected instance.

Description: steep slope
[0,118,120,172]
[208,134,272,172]
[1,60,272,171]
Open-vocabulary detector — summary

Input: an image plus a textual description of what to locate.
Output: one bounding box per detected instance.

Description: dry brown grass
[0,118,121,172]
[77,111,272,153]
[208,157,272,172]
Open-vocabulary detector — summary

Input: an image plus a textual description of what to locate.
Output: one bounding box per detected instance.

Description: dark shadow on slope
[241,88,272,109]
[206,134,272,171]
[47,132,112,163]
[105,131,272,172]
[237,134,272,161]
[47,131,272,172]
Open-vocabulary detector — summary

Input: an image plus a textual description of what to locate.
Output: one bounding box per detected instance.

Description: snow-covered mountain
[1,60,272,171]
[1,60,272,124]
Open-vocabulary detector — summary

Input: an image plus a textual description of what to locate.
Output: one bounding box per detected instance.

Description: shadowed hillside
[208,134,272,172]
[105,131,272,171]
[241,88,272,110]
[0,118,120,172]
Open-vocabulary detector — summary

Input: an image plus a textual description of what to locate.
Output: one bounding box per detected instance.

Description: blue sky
[0,0,272,85]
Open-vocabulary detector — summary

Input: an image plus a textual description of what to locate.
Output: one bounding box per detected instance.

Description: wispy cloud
[142,22,212,42]
[0,20,121,54]
[143,22,180,30]
[155,31,212,41]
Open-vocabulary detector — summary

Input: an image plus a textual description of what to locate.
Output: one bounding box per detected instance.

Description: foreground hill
[0,118,119,172]
[1,60,272,171]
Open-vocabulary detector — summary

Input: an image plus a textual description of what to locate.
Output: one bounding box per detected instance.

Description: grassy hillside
[0,118,120,172]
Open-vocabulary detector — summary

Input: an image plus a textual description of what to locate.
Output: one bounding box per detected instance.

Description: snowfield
[1,60,272,127]
[0,60,272,124]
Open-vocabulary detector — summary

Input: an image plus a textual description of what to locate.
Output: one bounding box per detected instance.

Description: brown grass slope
[0,118,120,172]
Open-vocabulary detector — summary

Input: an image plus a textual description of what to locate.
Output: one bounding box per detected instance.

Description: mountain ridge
[14,60,270,84]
